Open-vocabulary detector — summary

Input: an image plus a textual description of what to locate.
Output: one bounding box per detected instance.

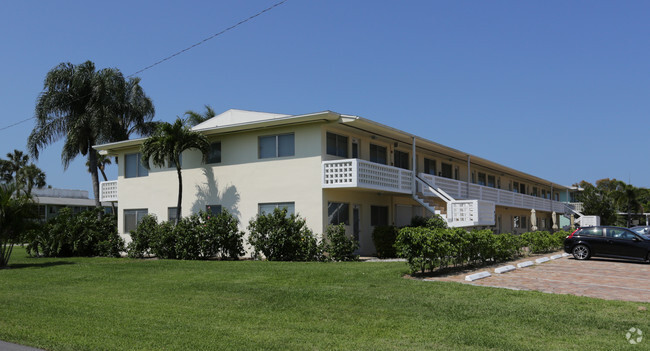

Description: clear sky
[1,0,649,198]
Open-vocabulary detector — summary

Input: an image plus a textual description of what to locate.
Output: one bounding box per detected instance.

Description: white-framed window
[207,142,221,164]
[369,144,387,164]
[124,209,148,233]
[258,202,295,216]
[328,202,350,225]
[259,134,295,159]
[168,207,178,222]
[125,153,148,178]
[326,132,348,158]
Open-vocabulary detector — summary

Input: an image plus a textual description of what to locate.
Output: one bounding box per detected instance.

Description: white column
[412,136,416,194]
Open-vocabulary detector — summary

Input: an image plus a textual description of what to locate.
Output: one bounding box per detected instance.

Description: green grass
[1,247,648,351]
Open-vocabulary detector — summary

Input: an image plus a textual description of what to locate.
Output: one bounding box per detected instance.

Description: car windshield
[630,227,650,235]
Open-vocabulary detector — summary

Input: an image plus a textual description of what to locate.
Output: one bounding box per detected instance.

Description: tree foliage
[0,184,36,267]
[141,118,209,224]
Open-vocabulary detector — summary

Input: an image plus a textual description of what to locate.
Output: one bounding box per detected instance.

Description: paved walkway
[426,252,650,303]
[0,340,44,351]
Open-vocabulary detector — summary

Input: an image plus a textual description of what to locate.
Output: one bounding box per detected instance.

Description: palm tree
[86,154,115,213]
[28,61,132,208]
[141,118,209,224]
[109,76,157,141]
[20,164,46,196]
[184,105,215,127]
[0,150,46,196]
[613,182,641,227]
[1,150,29,184]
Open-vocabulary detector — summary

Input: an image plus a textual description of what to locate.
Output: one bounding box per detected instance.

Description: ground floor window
[259,202,295,216]
[124,209,148,233]
[168,207,178,222]
[371,205,389,226]
[328,202,349,225]
[206,205,222,215]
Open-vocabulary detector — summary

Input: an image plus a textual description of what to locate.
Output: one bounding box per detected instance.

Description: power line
[1,0,289,132]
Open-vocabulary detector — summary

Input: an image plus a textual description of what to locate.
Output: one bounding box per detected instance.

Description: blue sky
[1,0,649,197]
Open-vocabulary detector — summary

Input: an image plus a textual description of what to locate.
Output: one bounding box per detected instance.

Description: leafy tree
[612,183,642,227]
[0,184,35,267]
[577,180,617,225]
[141,118,209,224]
[184,105,215,127]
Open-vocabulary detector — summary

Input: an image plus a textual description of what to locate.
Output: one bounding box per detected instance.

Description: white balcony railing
[419,173,568,214]
[322,159,412,194]
[99,180,118,202]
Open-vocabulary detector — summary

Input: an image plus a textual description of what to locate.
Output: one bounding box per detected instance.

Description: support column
[466,155,471,198]
[412,136,416,195]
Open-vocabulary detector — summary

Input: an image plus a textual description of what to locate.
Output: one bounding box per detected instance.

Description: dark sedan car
[564,226,650,262]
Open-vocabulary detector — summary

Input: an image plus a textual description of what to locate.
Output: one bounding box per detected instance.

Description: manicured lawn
[1,247,648,350]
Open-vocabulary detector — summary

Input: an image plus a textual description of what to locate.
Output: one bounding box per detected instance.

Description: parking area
[427,253,650,303]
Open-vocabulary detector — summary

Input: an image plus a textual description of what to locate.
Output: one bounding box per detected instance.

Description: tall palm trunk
[176,166,182,225]
[88,148,101,211]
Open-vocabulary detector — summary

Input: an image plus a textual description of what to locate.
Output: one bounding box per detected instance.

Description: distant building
[32,187,113,221]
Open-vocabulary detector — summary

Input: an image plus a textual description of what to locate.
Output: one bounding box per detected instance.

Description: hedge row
[396,227,569,274]
[25,208,124,258]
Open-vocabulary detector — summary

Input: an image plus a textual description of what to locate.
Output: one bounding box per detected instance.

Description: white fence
[322,159,412,194]
[449,200,496,227]
[419,173,568,214]
[99,180,118,202]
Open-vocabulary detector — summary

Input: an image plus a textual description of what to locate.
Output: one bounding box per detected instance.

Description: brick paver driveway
[428,253,650,303]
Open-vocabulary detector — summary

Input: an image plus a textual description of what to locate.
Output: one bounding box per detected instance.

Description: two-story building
[95,109,573,256]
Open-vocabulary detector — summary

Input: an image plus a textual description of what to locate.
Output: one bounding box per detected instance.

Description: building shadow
[191,167,240,218]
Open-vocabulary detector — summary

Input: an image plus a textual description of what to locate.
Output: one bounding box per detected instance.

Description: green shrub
[409,215,448,229]
[371,225,399,258]
[127,214,158,258]
[25,208,123,258]
[128,210,245,260]
[324,224,358,261]
[248,207,322,261]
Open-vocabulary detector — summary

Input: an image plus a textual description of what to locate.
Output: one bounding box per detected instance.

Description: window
[513,216,520,228]
[206,205,222,215]
[328,202,349,225]
[168,207,178,222]
[371,206,389,226]
[520,183,526,194]
[259,134,294,159]
[207,142,221,164]
[541,189,547,198]
[532,187,538,197]
[326,132,348,157]
[394,150,409,170]
[424,158,436,175]
[258,202,295,216]
[369,144,387,164]
[124,209,148,233]
[125,153,148,178]
[513,182,519,193]
[521,216,527,229]
[578,227,604,237]
[487,175,496,188]
[555,193,559,201]
[441,162,453,178]
[477,172,486,186]
[352,140,359,158]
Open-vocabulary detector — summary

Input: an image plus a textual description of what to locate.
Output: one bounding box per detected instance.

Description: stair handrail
[415,177,453,204]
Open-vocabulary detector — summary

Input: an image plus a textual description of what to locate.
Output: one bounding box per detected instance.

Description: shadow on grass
[4,261,76,270]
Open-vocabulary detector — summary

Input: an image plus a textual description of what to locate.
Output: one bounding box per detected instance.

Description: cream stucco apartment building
[95,109,576,256]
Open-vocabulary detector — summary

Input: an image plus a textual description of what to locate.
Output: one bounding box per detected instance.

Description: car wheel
[572,245,590,260]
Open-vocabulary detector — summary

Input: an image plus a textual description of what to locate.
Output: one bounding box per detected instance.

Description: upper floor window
[532,187,538,197]
[125,153,148,178]
[394,150,409,170]
[326,132,348,158]
[369,144,387,165]
[424,158,436,175]
[207,142,221,164]
[259,133,294,159]
[477,172,486,186]
[487,175,496,188]
[441,162,453,179]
